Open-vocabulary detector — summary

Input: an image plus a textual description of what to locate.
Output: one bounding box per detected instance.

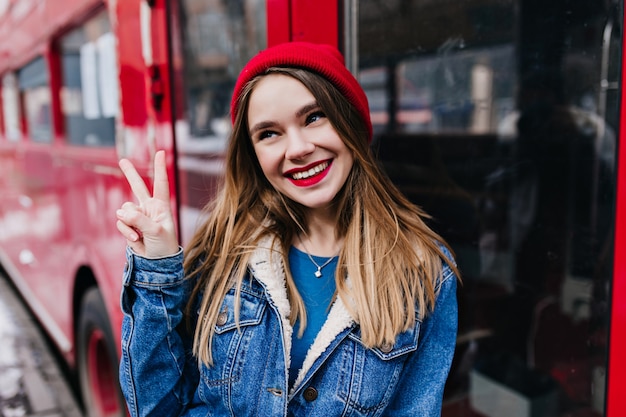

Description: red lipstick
[285,160,332,187]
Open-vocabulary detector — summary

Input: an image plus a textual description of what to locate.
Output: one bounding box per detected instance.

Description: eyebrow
[249,121,275,136]
[295,101,321,118]
[249,101,320,136]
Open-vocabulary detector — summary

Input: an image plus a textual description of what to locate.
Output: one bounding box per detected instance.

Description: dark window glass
[172,0,267,244]
[358,0,618,415]
[58,10,116,147]
[19,57,52,143]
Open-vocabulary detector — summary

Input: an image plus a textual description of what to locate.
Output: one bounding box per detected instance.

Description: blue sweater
[288,246,338,386]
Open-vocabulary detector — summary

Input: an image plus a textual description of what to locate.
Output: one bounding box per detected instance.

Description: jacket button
[216,311,228,326]
[303,387,318,402]
[381,342,394,353]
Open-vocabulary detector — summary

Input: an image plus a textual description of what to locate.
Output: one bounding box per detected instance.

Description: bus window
[2,72,22,141]
[175,0,266,141]
[357,0,616,415]
[58,10,117,147]
[19,57,52,143]
[172,0,267,244]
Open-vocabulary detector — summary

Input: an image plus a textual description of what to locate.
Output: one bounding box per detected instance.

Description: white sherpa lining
[248,235,294,374]
[291,294,355,392]
[248,235,356,393]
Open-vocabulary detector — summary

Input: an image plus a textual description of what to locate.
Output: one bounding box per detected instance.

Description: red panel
[115,0,148,127]
[267,0,291,46]
[260,1,341,51]
[149,0,173,129]
[0,83,4,138]
[607,7,626,416]
[45,43,64,141]
[0,0,99,71]
[290,0,339,48]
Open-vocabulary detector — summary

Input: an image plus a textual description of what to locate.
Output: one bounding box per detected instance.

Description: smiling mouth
[290,161,330,180]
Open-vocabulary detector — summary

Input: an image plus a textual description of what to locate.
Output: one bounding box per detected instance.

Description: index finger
[119,158,151,203]
[152,150,171,202]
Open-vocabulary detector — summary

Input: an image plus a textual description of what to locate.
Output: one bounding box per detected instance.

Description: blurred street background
[0,269,83,417]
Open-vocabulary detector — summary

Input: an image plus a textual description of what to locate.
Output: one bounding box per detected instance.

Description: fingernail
[116,209,124,218]
[129,232,138,241]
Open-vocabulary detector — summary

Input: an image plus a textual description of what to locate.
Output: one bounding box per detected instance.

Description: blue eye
[257,130,277,140]
[306,111,326,125]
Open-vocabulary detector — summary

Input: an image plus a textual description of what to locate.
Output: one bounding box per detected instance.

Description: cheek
[341,154,355,177]
[254,149,280,177]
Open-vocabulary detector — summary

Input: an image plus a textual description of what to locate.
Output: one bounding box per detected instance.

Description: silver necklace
[297,236,337,278]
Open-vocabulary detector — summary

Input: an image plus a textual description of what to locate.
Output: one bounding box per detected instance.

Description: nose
[284,128,315,160]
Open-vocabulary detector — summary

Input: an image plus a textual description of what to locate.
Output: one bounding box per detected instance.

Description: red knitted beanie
[231,42,373,142]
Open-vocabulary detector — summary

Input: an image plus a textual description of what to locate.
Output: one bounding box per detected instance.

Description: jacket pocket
[199,288,267,388]
[336,322,421,414]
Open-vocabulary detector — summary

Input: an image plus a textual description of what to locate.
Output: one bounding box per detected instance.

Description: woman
[115,41,459,417]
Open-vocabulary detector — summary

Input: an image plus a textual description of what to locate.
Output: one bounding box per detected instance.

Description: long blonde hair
[184,67,458,365]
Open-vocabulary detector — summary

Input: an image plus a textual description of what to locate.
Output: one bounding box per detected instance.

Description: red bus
[0,0,624,416]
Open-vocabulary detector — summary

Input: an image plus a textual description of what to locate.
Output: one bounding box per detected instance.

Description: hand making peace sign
[116,150,179,258]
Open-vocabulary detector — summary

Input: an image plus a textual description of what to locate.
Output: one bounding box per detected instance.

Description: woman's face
[247,74,354,211]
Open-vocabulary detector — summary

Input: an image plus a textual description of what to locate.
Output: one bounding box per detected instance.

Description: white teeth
[291,161,329,180]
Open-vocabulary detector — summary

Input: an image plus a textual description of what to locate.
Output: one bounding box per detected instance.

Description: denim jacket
[119,236,458,417]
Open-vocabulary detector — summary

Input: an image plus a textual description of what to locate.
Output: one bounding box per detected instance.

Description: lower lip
[287,162,331,187]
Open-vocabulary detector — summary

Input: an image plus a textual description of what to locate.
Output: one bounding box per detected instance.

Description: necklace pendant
[314,268,323,278]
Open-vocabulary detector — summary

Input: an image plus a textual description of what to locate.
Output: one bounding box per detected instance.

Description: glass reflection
[173,0,267,244]
[59,10,116,147]
[359,0,617,415]
[19,57,52,144]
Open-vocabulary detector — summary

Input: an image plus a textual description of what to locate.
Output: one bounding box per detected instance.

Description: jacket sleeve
[119,246,200,417]
[384,266,459,416]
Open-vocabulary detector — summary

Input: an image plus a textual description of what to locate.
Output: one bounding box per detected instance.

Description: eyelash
[258,130,276,140]
[254,110,325,141]
[306,110,326,125]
